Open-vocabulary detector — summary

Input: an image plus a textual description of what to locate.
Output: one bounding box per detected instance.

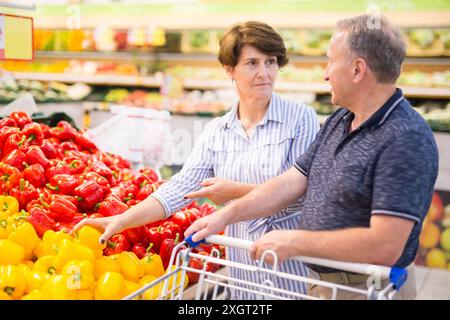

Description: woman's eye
[247,61,256,66]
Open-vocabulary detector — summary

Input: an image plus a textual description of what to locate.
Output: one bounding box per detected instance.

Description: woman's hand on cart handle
[184,209,228,243]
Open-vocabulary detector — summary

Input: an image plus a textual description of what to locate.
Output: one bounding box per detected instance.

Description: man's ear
[352,58,367,83]
[224,65,234,79]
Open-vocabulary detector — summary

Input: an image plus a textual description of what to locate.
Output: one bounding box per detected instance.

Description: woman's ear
[224,65,234,80]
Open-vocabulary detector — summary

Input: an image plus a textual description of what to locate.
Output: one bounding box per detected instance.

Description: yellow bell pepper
[0,239,25,264]
[140,253,164,278]
[94,271,126,300]
[25,270,51,293]
[8,222,39,255]
[93,256,120,280]
[77,289,94,300]
[0,290,12,300]
[74,225,104,258]
[54,239,95,271]
[41,275,78,300]
[62,260,95,290]
[124,280,140,300]
[0,264,27,299]
[138,275,162,300]
[21,289,48,300]
[0,215,13,239]
[9,210,29,227]
[42,230,71,256]
[165,266,189,294]
[22,260,34,269]
[33,255,58,276]
[32,239,45,259]
[0,196,19,216]
[117,251,145,282]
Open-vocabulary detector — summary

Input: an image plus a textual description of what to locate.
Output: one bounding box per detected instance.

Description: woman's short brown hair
[218,21,288,68]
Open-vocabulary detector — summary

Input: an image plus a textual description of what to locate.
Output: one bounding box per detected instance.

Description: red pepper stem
[22,162,29,169]
[17,135,26,147]
[174,233,180,244]
[19,179,25,191]
[27,134,36,142]
[70,160,80,168]
[45,183,59,191]
[39,195,50,209]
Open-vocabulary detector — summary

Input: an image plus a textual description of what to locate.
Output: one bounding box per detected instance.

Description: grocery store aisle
[415,266,450,300]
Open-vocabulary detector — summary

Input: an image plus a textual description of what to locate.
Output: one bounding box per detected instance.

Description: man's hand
[250,230,297,265]
[184,208,230,243]
[184,178,251,205]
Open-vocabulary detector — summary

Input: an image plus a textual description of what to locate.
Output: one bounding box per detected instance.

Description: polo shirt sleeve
[371,131,439,224]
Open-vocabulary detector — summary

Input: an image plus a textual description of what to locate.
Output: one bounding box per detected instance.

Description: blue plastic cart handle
[185,234,206,248]
[389,267,408,290]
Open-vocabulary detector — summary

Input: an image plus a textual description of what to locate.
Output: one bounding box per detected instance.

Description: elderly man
[185,15,439,300]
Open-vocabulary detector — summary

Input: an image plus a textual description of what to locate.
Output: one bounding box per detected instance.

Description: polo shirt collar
[341,88,404,130]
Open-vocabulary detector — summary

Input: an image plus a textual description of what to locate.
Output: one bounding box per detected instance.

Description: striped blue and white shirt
[152,92,320,299]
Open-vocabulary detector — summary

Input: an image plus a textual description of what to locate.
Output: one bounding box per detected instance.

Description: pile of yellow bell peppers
[0,195,186,300]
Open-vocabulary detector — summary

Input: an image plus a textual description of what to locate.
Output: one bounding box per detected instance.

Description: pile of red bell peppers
[0,111,222,271]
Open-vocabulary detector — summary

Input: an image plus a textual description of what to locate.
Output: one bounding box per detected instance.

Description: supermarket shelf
[12,72,162,88]
[11,72,450,98]
[34,51,450,67]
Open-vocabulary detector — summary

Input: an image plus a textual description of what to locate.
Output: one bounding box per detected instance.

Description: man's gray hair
[336,14,406,84]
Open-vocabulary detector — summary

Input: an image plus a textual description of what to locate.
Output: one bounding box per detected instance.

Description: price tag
[0,13,34,61]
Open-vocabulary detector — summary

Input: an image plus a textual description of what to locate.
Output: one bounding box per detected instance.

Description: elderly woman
[74,21,320,299]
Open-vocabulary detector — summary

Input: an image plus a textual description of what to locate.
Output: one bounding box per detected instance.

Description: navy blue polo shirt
[294,89,439,273]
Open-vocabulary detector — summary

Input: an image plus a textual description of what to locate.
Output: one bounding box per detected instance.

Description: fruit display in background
[416,191,450,270]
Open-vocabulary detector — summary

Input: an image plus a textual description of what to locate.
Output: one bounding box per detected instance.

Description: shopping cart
[124,234,408,300]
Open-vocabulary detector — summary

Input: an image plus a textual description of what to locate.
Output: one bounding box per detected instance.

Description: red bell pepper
[121,226,146,246]
[135,183,156,201]
[10,178,39,210]
[144,226,163,253]
[82,172,110,195]
[44,194,78,222]
[139,167,159,183]
[169,211,191,233]
[74,180,104,212]
[49,121,77,141]
[116,168,134,183]
[54,213,85,233]
[0,117,17,129]
[160,221,182,240]
[159,233,185,270]
[40,123,51,139]
[186,256,204,283]
[39,139,58,160]
[132,243,147,259]
[44,160,71,181]
[103,234,131,256]
[60,141,80,154]
[22,122,44,146]
[65,158,86,174]
[0,162,23,193]
[65,150,91,163]
[132,172,153,189]
[27,207,57,238]
[126,199,140,207]
[46,174,79,195]
[2,133,29,156]
[120,182,138,202]
[26,146,50,169]
[2,149,27,171]
[0,126,20,151]
[9,111,31,129]
[91,160,113,184]
[23,163,46,188]
[74,133,98,151]
[97,195,128,217]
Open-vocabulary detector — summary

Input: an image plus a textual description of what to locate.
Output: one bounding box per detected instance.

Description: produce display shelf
[11,72,450,99]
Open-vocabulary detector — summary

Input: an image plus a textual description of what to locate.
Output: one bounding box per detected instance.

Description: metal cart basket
[124,234,408,300]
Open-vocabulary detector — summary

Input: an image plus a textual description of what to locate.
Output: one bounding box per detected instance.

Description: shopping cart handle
[389,267,408,290]
[185,234,206,248]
